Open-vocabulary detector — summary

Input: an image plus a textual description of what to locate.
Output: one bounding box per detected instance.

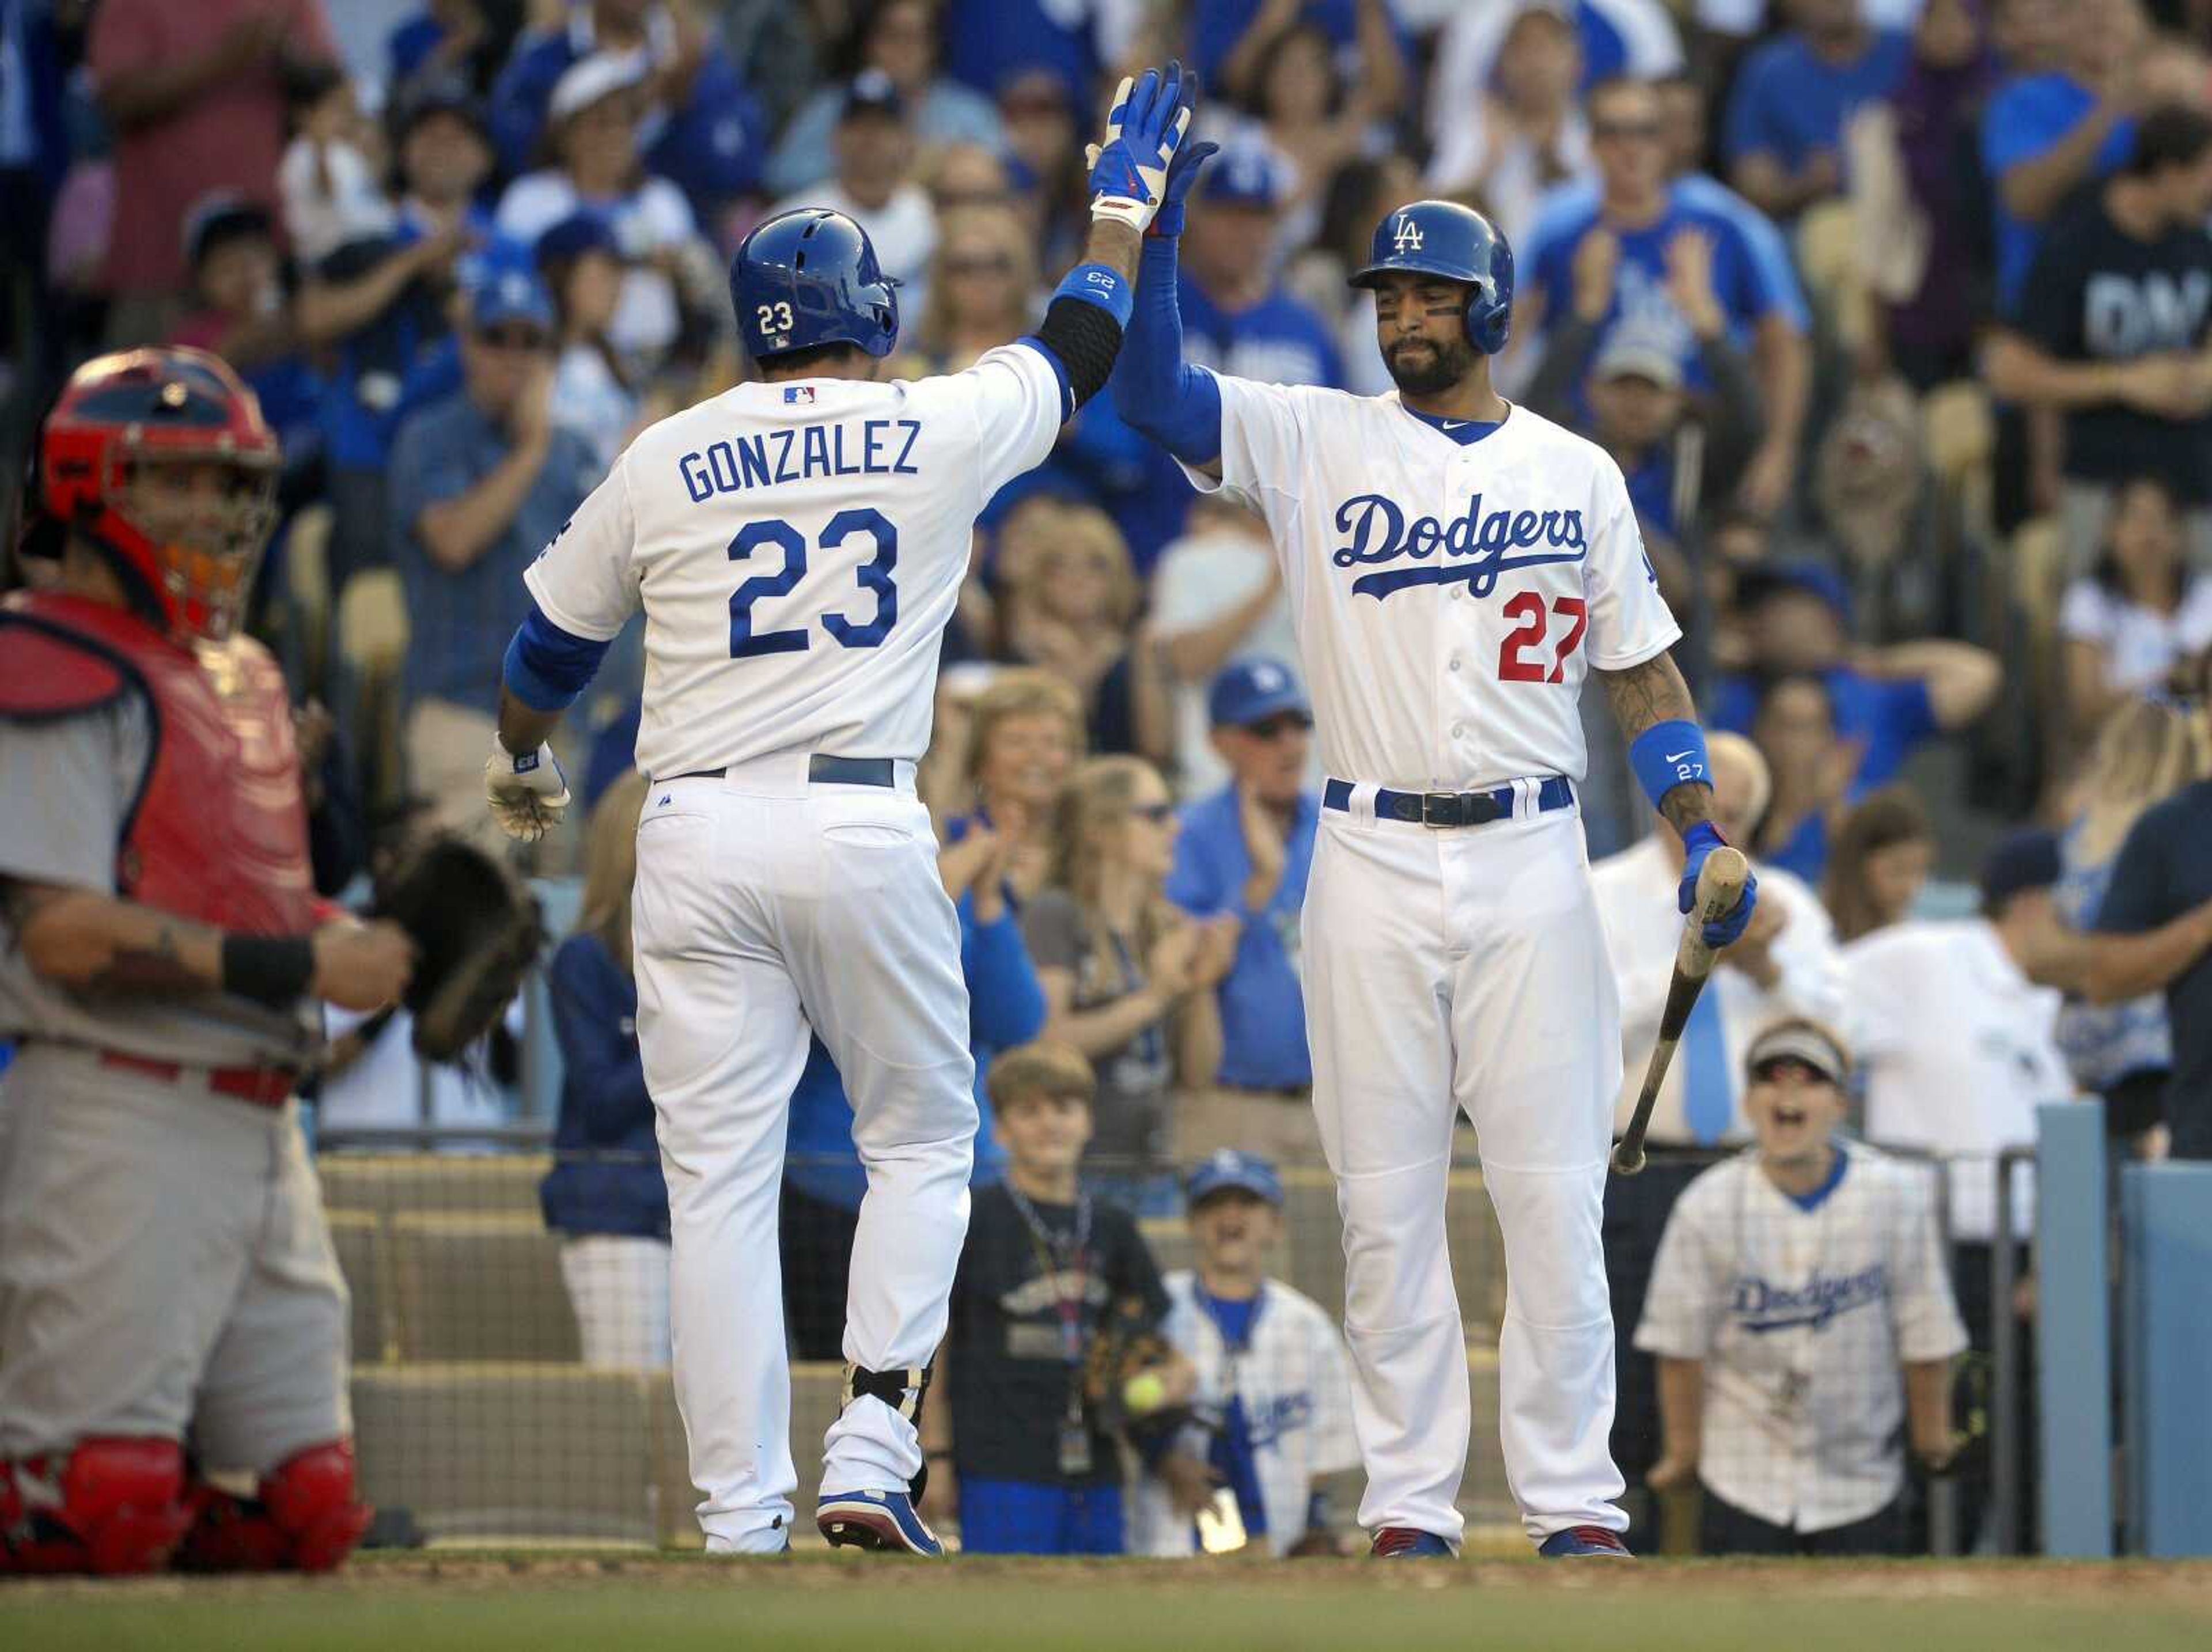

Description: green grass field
[9,1552,2212,1652]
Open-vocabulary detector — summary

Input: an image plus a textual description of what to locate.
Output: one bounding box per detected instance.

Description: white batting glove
[1086,63,1194,236]
[484,740,570,842]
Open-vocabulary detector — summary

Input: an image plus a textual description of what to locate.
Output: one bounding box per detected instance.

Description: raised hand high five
[1088,63,1198,237]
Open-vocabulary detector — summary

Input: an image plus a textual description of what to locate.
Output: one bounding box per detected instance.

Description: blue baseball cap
[1980,828,2061,913]
[466,263,555,333]
[1202,142,1291,210]
[1737,559,1853,627]
[1208,657,1310,729]
[1185,1149,1283,1207]
[535,210,620,271]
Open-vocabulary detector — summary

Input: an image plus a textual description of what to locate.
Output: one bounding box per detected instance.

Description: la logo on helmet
[1392,215,1424,253]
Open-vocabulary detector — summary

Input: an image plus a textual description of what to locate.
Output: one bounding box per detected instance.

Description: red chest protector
[0,591,316,935]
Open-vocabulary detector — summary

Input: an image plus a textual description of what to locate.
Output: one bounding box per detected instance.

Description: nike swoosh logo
[1664,751,1692,763]
[1440,419,1467,430]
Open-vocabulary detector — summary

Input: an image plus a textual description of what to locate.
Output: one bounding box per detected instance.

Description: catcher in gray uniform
[0,349,415,1575]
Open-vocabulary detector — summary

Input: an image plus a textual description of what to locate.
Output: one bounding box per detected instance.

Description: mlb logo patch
[784,385,816,404]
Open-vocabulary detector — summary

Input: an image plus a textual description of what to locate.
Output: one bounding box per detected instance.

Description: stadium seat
[1462,1344,1513,1525]
[317,1153,552,1221]
[1445,1172,1506,1335]
[1137,1216,1198,1281]
[332,567,411,819]
[327,1209,392,1366]
[387,1212,581,1362]
[1281,1168,1345,1320]
[350,1364,654,1544]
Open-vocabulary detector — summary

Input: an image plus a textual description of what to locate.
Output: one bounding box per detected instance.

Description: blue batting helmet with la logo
[729,207,900,362]
[1350,200,1514,357]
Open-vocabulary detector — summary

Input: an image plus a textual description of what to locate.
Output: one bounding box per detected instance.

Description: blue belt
[1323,774,1574,828]
[669,755,893,787]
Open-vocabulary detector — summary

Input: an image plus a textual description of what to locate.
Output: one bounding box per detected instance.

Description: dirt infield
[9,1551,2212,1652]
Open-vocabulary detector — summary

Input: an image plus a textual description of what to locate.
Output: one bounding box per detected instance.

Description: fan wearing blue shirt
[1723,0,1911,225]
[1165,661,1320,1108]
[1521,77,1809,517]
[1979,1,2179,316]
[1711,563,2002,810]
[1178,146,1345,392]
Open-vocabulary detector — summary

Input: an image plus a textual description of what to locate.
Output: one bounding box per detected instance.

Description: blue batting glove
[1678,820,1758,949]
[1149,138,1220,240]
[1088,62,1194,235]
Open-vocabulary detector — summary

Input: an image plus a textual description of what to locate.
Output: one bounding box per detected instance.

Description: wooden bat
[1611,845,1751,1176]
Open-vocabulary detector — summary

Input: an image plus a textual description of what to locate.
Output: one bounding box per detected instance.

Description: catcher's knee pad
[0,1437,190,1575]
[176,1440,372,1573]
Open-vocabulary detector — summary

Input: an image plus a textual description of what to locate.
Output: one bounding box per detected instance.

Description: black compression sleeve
[1033,294,1125,412]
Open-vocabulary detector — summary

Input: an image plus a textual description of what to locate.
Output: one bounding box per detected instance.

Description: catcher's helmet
[30,347,279,643]
[1349,200,1515,357]
[729,208,900,362]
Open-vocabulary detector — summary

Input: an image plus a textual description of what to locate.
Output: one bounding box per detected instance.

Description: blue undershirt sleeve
[503,601,615,712]
[1111,235,1224,468]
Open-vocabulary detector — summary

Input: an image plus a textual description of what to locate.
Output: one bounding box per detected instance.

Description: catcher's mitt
[372,835,546,1061]
[1082,1294,1187,1439]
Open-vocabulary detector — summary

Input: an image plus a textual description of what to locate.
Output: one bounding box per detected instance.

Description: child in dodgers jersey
[1635,1018,1967,1554]
[1130,1151,1359,1558]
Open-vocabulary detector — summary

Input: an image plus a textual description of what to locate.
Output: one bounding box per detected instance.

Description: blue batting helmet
[729,208,900,361]
[1349,200,1514,356]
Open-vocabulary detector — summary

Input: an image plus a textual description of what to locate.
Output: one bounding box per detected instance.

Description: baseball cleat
[1537,1525,1633,1558]
[816,1489,943,1557]
[1369,1526,1458,1558]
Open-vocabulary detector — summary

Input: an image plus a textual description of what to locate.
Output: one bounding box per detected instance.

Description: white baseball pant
[1302,784,1629,1545]
[630,754,976,1554]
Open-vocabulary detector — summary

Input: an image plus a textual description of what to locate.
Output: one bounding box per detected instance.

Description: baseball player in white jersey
[1111,187,1758,1557]
[481,67,1200,1556]
[1129,1151,1359,1558]
[1635,1019,1968,1554]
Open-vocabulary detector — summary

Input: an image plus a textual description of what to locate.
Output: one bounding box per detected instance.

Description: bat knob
[1611,1143,1646,1177]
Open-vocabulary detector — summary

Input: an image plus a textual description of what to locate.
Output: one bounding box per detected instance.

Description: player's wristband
[222,933,317,1007]
[1628,720,1713,811]
[1052,262,1134,328]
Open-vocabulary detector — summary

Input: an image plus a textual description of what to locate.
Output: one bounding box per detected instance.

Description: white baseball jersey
[524,342,1067,779]
[1128,1272,1361,1558]
[1180,383,1680,789]
[1634,1141,1968,1533]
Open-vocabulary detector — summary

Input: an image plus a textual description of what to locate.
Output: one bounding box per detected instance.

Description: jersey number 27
[728,511,897,658]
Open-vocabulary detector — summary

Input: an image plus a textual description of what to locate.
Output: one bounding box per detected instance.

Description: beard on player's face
[1382,329,1479,395]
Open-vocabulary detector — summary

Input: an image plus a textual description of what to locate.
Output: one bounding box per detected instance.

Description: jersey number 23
[728,510,897,658]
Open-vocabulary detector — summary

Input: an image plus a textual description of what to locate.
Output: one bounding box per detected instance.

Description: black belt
[1323,774,1574,829]
[668,755,895,787]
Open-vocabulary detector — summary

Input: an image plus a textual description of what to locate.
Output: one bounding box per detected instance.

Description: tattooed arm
[1597,650,1716,837]
[3,879,226,996]
[2,880,411,1010]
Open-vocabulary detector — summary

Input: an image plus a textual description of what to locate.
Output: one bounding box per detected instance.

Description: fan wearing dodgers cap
[1633,1017,1967,1556]
[388,260,601,850]
[1176,141,1344,389]
[1165,660,1324,1160]
[1129,1151,1360,1558]
[1110,130,1756,1556]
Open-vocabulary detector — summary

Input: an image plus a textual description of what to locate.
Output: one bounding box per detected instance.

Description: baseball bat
[1610,846,1751,1177]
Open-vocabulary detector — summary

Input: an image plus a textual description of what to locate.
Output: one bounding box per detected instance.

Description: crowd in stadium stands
[10,0,2212,1562]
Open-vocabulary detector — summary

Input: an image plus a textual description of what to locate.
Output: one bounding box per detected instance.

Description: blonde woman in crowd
[892,202,1040,376]
[934,668,1085,911]
[539,770,671,1367]
[1822,785,1938,946]
[999,505,1173,766]
[1022,757,1238,1211]
[2053,698,2207,1151]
